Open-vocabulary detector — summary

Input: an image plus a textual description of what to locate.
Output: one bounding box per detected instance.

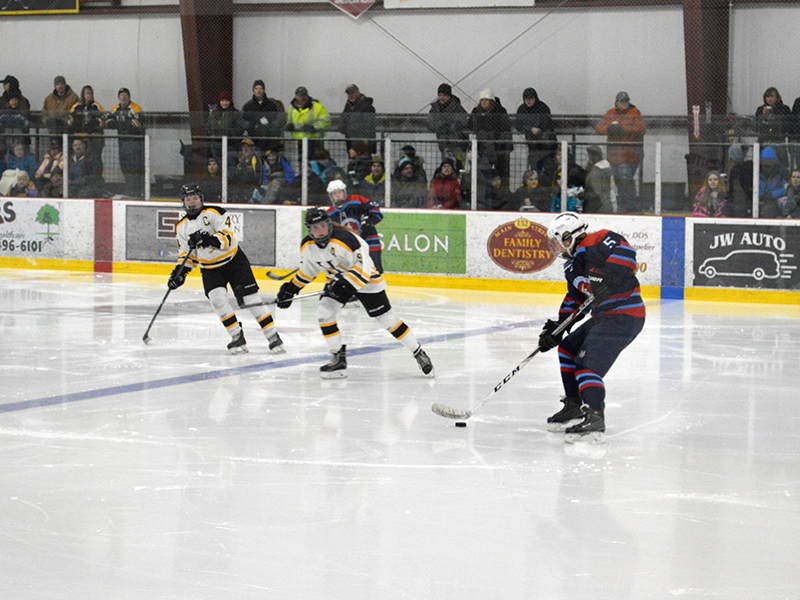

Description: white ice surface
[1,270,799,599]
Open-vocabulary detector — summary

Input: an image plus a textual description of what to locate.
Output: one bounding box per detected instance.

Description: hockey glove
[188,231,220,249]
[323,276,356,305]
[538,319,564,352]
[589,272,611,303]
[168,265,190,290]
[276,281,301,309]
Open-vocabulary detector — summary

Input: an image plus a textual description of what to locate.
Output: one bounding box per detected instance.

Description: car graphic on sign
[698,249,781,281]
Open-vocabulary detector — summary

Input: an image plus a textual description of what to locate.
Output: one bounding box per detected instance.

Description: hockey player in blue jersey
[325,179,384,273]
[539,212,646,442]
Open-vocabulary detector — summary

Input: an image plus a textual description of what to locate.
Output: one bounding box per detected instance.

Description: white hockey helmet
[547,211,588,258]
[326,179,348,208]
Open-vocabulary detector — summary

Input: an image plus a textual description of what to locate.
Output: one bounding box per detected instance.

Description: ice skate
[413,346,435,378]
[267,332,286,354]
[227,330,249,355]
[546,396,584,432]
[320,345,347,379]
[564,406,605,444]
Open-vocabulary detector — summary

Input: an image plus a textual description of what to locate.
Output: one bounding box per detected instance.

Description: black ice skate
[267,332,286,354]
[320,345,347,379]
[564,406,606,444]
[546,396,584,432]
[413,346,435,378]
[227,330,248,355]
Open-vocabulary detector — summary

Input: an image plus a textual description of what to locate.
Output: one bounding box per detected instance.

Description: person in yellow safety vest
[285,86,330,163]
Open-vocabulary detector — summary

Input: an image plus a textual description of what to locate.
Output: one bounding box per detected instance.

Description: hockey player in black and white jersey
[275,206,434,379]
[168,184,285,355]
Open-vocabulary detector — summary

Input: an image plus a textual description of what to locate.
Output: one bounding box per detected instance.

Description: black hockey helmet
[305,206,333,247]
[180,183,204,218]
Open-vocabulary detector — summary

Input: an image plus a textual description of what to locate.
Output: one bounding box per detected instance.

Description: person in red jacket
[595,91,646,214]
[427,158,462,209]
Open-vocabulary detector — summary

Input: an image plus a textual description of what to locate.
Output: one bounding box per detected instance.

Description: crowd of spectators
[1,73,798,218]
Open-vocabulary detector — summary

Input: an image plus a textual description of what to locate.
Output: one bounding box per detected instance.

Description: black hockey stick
[238,290,324,309]
[266,268,298,281]
[142,252,193,344]
[431,294,595,421]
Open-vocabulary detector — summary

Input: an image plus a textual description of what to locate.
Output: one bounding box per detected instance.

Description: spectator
[68,85,106,173]
[692,170,728,217]
[539,144,586,212]
[324,165,353,188]
[68,137,105,198]
[469,88,513,186]
[395,144,427,184]
[258,149,295,204]
[479,169,514,211]
[595,91,646,214]
[515,87,557,172]
[6,140,37,178]
[0,76,31,154]
[346,142,372,186]
[360,155,386,205]
[726,144,753,217]
[427,83,469,165]
[205,91,247,167]
[42,166,64,199]
[391,156,428,209]
[310,148,338,184]
[283,161,327,206]
[42,75,79,136]
[34,138,64,191]
[230,138,263,203]
[8,171,38,197]
[105,87,144,197]
[241,79,286,154]
[778,170,800,219]
[583,145,615,213]
[286,86,330,163]
[512,169,550,212]
[758,146,788,218]
[198,156,222,203]
[755,87,792,170]
[428,158,462,209]
[338,84,377,154]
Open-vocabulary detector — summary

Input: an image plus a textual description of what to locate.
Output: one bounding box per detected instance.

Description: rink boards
[0,197,798,304]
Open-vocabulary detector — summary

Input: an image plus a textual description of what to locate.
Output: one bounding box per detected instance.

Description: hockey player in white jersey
[169,184,285,355]
[275,206,434,379]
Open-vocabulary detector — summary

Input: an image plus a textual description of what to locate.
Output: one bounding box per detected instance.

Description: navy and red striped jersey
[558,229,646,321]
[327,195,383,254]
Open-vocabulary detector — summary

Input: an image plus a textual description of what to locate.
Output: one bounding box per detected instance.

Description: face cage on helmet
[548,231,575,259]
[182,194,204,218]
[308,220,333,247]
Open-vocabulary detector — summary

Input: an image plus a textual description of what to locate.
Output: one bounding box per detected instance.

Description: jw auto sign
[693,222,799,289]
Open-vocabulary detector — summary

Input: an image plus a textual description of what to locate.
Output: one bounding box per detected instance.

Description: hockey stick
[266,268,298,281]
[431,294,595,421]
[142,252,194,344]
[238,290,325,309]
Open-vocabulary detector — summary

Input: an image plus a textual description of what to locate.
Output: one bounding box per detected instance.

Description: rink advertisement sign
[486,218,555,274]
[125,205,277,266]
[379,213,466,274]
[0,199,63,258]
[692,223,799,289]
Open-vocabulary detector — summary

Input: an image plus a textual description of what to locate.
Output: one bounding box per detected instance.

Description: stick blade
[431,403,471,420]
[142,335,152,344]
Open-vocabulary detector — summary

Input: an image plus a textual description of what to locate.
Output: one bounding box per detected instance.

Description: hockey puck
[455,422,467,427]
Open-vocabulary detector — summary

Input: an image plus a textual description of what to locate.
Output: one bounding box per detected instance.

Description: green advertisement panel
[380,212,466,274]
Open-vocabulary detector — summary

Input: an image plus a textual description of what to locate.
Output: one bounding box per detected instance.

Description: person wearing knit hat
[242,78,287,153]
[42,76,79,136]
[106,86,145,197]
[428,83,468,165]
[515,86,557,172]
[469,86,512,186]
[596,90,646,213]
[205,89,247,167]
[338,83,377,153]
[287,86,330,164]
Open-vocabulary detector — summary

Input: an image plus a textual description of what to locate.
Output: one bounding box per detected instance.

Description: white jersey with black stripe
[175,206,238,271]
[292,225,386,294]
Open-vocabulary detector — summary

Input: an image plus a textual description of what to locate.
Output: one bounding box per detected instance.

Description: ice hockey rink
[1,269,799,600]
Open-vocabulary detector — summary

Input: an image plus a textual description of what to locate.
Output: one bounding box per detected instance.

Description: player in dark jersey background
[538,211,646,442]
[325,179,384,273]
